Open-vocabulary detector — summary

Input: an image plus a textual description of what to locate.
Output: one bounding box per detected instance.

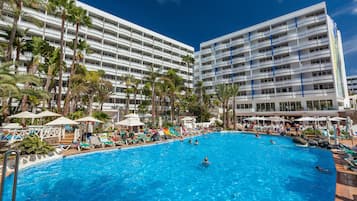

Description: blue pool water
[3,132,336,201]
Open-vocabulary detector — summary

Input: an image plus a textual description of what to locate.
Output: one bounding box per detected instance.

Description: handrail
[0,150,20,201]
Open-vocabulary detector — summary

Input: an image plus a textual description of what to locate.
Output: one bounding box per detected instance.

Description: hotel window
[276,64,290,70]
[256,103,275,112]
[311,57,330,64]
[276,87,292,93]
[276,75,291,82]
[237,104,252,110]
[261,78,274,83]
[261,88,275,94]
[313,83,334,90]
[237,91,247,96]
[279,101,302,111]
[260,67,273,73]
[312,70,332,77]
[306,21,325,30]
[307,100,333,110]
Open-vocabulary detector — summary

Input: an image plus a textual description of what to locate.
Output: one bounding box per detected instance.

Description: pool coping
[1,131,347,200]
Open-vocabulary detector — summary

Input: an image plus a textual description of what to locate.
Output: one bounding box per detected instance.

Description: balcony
[272,33,298,45]
[102,55,117,64]
[92,18,103,27]
[251,40,271,50]
[300,49,330,61]
[200,48,212,55]
[231,38,245,46]
[88,29,103,37]
[103,43,117,53]
[103,33,117,42]
[270,25,288,35]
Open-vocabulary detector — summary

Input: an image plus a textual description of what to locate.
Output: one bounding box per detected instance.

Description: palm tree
[0,61,19,119]
[85,70,101,115]
[145,66,159,126]
[131,78,140,113]
[20,37,51,112]
[229,84,239,130]
[97,78,113,111]
[0,26,29,74]
[47,0,75,113]
[121,74,134,115]
[63,5,91,115]
[6,0,44,61]
[181,54,194,91]
[215,84,231,129]
[161,69,184,124]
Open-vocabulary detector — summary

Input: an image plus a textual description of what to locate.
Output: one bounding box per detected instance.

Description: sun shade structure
[45,117,79,126]
[266,117,290,122]
[243,117,268,121]
[116,115,144,127]
[37,110,62,118]
[124,113,140,118]
[329,117,346,121]
[75,116,103,123]
[1,123,22,129]
[295,117,316,122]
[9,111,40,119]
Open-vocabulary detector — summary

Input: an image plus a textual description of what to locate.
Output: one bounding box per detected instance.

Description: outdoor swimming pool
[3,132,336,201]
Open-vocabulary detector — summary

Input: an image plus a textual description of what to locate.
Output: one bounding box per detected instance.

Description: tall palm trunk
[21,62,39,112]
[57,13,66,113]
[7,0,21,61]
[134,92,137,112]
[151,84,155,126]
[170,93,175,124]
[63,22,79,115]
[88,95,94,115]
[125,93,129,114]
[233,97,236,130]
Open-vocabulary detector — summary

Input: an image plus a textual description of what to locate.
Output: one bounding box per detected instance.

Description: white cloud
[332,0,357,17]
[155,0,181,5]
[343,35,357,55]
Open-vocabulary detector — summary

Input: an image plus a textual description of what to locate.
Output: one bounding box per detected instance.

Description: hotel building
[0,1,194,113]
[347,75,357,95]
[194,2,349,118]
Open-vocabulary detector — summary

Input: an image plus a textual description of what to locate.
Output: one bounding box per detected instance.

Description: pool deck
[333,140,357,201]
[1,132,357,200]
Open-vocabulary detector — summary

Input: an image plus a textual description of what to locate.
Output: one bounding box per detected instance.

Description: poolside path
[334,140,357,201]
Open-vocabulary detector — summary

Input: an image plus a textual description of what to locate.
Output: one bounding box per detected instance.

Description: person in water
[194,139,199,145]
[188,139,192,144]
[270,139,276,144]
[180,136,184,142]
[202,156,210,167]
[255,133,260,138]
[315,166,329,173]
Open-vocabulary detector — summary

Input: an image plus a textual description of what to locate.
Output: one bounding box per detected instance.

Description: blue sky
[81,0,357,75]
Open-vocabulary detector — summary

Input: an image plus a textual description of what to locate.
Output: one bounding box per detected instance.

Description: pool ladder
[0,150,20,201]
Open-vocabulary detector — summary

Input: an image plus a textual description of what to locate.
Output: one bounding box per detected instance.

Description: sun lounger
[78,142,91,151]
[99,135,115,147]
[137,134,151,143]
[89,136,104,148]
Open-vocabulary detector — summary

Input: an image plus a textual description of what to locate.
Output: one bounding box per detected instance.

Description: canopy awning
[75,116,103,123]
[45,117,79,126]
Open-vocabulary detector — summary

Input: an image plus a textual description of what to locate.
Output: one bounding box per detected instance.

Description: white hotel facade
[0,1,194,113]
[194,2,349,119]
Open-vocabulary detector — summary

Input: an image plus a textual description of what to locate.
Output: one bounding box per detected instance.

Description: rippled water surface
[3,132,336,201]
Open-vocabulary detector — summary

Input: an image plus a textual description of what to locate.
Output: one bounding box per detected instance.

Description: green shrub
[17,135,55,155]
[303,128,321,135]
[92,111,110,122]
